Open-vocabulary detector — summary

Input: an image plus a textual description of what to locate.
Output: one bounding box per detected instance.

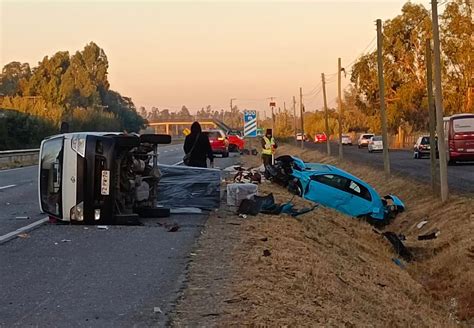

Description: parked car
[314,133,327,143]
[296,133,308,142]
[226,130,245,152]
[357,133,374,148]
[368,136,383,152]
[203,129,229,157]
[266,155,405,225]
[413,135,438,159]
[341,134,352,145]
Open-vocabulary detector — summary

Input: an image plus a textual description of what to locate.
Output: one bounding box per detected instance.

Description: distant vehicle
[341,134,352,145]
[314,133,327,143]
[226,130,245,152]
[203,129,229,157]
[358,133,374,148]
[413,135,438,159]
[443,114,474,165]
[296,133,308,142]
[368,136,383,152]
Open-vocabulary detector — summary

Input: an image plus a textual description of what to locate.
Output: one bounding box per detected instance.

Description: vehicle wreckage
[38,132,221,224]
[265,155,405,224]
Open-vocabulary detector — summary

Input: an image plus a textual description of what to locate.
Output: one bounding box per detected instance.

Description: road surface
[305,141,474,195]
[0,143,239,327]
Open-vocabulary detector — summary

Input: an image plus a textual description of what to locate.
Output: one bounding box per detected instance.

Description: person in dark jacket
[183,122,214,168]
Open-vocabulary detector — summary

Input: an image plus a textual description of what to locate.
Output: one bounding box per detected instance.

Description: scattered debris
[226,183,258,207]
[168,224,180,232]
[97,225,109,230]
[382,232,413,262]
[260,237,268,242]
[417,220,429,229]
[17,233,29,239]
[391,258,406,269]
[154,306,163,314]
[61,239,72,243]
[238,214,247,219]
[263,249,271,257]
[15,216,30,220]
[418,229,440,241]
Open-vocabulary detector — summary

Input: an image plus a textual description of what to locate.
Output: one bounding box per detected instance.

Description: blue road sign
[244,110,257,137]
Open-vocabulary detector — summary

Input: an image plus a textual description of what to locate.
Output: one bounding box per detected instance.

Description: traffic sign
[243,110,257,137]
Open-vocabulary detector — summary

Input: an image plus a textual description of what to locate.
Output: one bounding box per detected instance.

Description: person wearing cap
[261,128,277,168]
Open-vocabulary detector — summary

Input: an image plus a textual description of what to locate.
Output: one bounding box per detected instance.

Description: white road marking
[0,217,49,244]
[173,161,183,166]
[0,184,16,190]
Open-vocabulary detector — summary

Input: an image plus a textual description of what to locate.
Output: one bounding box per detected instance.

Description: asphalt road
[305,141,474,195]
[0,143,239,327]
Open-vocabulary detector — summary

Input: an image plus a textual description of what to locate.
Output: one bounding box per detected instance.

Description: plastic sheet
[157,164,221,209]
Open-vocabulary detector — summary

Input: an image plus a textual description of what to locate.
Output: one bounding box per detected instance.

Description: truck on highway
[38,132,172,224]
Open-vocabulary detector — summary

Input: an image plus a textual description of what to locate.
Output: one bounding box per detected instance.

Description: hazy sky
[0,0,436,115]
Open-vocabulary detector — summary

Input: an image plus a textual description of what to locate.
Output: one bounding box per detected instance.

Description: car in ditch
[265,155,405,225]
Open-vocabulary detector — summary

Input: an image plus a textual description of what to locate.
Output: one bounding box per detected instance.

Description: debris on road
[61,239,72,243]
[15,216,30,220]
[17,233,29,239]
[154,306,163,314]
[97,225,109,230]
[262,249,271,257]
[226,183,258,207]
[418,229,440,241]
[167,224,180,232]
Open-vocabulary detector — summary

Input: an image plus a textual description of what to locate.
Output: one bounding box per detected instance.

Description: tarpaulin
[156,164,221,209]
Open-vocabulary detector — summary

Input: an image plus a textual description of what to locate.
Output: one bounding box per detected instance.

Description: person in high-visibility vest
[261,128,277,169]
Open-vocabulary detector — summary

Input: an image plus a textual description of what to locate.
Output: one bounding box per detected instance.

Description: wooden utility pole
[431,0,449,202]
[337,58,343,160]
[293,96,297,145]
[300,87,304,149]
[426,39,438,195]
[321,73,331,156]
[376,19,391,177]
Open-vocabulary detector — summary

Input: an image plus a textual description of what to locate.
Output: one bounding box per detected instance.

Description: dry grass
[171,145,473,327]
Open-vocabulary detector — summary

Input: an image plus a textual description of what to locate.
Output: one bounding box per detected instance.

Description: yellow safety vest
[262,136,275,155]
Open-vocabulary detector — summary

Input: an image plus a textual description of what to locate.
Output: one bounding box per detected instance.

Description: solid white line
[0,217,49,244]
[173,161,183,166]
[0,184,16,190]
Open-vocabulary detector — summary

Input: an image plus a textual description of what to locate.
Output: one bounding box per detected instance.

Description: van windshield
[453,117,474,133]
[39,137,63,217]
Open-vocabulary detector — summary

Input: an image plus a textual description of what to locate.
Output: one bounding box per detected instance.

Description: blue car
[267,156,405,224]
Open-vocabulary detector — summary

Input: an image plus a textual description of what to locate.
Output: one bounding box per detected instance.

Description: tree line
[0,42,146,150]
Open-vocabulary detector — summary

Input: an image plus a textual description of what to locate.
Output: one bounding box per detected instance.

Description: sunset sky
[0,0,440,116]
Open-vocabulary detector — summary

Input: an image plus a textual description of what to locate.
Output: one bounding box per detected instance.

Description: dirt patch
[170,145,473,326]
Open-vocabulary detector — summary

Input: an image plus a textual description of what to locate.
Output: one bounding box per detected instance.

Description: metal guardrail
[0,149,40,156]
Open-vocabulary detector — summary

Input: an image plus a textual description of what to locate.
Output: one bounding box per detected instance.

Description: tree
[0,62,31,96]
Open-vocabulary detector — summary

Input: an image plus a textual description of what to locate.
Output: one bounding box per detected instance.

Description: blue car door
[339,180,373,217]
[306,174,352,214]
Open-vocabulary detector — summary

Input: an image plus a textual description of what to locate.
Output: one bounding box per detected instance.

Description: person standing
[183,122,214,168]
[261,128,277,168]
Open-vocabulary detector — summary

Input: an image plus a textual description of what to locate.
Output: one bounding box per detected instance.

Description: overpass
[147,119,235,136]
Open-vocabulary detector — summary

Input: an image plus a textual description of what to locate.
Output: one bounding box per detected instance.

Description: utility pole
[426,39,438,195]
[293,96,297,145]
[230,98,236,112]
[337,58,343,160]
[300,87,304,149]
[322,73,331,156]
[267,97,276,136]
[376,19,391,177]
[431,0,449,202]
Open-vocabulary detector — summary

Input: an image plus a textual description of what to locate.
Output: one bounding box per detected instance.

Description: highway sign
[243,110,257,137]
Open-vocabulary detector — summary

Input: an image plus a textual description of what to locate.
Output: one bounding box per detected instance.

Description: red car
[203,129,229,157]
[314,133,327,143]
[227,130,245,152]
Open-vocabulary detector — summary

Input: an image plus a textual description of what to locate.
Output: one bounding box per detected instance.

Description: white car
[368,136,384,152]
[357,133,374,148]
[341,134,352,145]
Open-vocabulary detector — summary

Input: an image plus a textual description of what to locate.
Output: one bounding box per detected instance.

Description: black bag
[183,134,200,166]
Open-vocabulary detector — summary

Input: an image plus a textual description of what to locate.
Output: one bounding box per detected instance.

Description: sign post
[243,110,258,137]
